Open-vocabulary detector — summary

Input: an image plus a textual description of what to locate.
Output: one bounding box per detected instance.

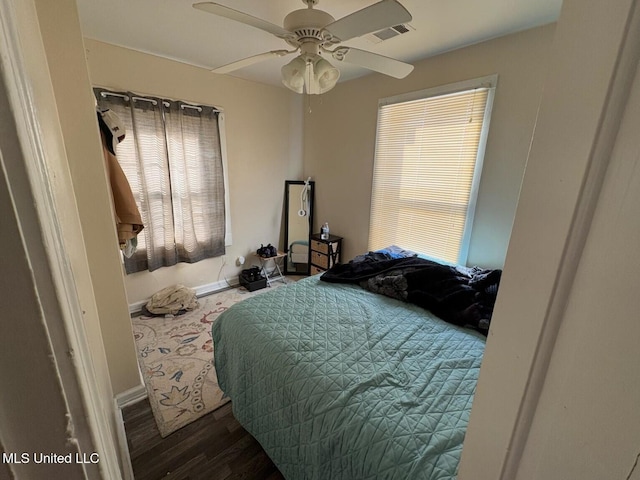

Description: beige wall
[7,0,638,477]
[517,59,640,477]
[34,0,140,396]
[77,23,553,393]
[459,0,640,477]
[83,25,555,304]
[84,39,303,306]
[0,81,87,479]
[1,0,121,475]
[12,0,115,413]
[304,24,555,268]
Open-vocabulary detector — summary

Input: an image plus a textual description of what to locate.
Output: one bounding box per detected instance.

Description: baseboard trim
[114,385,147,479]
[114,398,135,480]
[195,276,240,298]
[128,300,143,316]
[115,384,147,409]
[128,276,240,315]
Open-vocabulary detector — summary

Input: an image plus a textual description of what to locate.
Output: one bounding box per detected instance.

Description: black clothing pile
[321,253,501,335]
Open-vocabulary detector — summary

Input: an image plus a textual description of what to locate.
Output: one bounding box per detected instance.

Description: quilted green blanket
[212,276,485,480]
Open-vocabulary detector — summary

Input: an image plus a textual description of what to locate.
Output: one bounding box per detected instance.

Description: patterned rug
[132,280,291,437]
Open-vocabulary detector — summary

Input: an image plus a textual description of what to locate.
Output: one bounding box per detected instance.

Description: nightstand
[309,233,343,275]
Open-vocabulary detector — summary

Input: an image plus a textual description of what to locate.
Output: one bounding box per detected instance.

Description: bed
[212,253,497,479]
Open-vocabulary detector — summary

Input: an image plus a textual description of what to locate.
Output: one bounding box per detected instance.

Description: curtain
[95,89,226,273]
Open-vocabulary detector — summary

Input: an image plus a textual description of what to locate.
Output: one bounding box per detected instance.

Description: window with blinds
[369,77,496,265]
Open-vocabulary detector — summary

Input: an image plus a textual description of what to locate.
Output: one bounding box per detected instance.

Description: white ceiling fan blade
[193,2,291,38]
[212,50,295,74]
[332,47,414,79]
[323,0,412,42]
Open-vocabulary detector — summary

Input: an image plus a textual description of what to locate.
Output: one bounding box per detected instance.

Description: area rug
[132,281,291,437]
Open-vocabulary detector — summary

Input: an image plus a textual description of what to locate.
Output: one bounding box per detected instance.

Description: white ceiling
[76,0,563,88]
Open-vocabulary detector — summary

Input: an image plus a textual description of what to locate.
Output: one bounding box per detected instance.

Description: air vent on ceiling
[365,23,414,44]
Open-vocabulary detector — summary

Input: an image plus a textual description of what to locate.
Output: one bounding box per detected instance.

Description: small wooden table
[254,251,287,287]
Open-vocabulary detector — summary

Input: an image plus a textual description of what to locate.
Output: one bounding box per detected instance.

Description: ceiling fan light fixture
[313,56,340,93]
[281,56,307,93]
[281,54,339,95]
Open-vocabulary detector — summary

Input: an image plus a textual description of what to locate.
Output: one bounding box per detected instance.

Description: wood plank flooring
[122,398,285,480]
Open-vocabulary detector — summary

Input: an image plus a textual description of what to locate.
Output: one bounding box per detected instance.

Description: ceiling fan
[193,0,415,95]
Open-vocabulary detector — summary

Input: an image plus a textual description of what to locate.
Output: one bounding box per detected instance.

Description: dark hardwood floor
[122,399,285,480]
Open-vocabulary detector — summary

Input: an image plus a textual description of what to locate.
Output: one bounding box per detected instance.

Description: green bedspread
[212,275,486,480]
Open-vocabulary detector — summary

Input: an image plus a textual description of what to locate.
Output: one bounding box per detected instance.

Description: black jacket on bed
[321,255,501,335]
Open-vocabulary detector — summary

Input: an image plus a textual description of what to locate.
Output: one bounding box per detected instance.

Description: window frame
[371,74,497,265]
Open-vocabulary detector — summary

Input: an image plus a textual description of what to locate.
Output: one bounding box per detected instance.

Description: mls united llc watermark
[2,452,100,464]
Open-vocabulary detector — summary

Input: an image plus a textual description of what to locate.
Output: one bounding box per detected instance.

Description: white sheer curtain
[95,89,226,273]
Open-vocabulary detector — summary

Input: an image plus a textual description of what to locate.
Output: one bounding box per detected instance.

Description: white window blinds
[369,80,495,264]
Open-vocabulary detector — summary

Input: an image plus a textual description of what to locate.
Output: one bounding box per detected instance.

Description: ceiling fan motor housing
[283,8,335,43]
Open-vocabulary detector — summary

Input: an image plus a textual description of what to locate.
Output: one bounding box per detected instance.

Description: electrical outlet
[236,256,245,266]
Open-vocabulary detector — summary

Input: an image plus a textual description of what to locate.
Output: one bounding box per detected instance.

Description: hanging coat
[100,129,144,248]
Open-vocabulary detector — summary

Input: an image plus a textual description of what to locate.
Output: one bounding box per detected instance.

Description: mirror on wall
[283,179,315,275]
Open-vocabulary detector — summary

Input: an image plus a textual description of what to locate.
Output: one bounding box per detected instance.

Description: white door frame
[0,0,124,478]
[3,0,639,479]
[459,0,640,478]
